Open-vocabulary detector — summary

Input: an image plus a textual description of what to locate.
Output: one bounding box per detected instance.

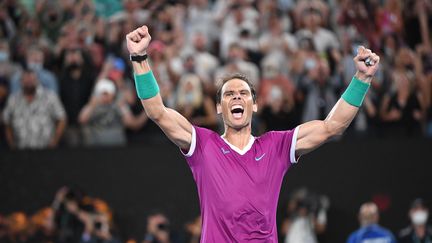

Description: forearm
[324,98,359,137]
[78,104,96,124]
[52,119,67,144]
[5,125,15,149]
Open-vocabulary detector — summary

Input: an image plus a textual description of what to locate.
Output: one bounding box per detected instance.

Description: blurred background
[0,0,431,242]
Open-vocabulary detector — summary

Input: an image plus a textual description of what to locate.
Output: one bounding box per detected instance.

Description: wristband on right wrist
[341,76,370,107]
[134,71,160,99]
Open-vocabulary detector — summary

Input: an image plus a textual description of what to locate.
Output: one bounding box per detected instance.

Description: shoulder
[398,226,413,238]
[193,126,220,143]
[376,225,395,237]
[347,229,360,243]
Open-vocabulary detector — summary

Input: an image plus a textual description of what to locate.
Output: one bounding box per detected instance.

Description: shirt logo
[255,153,266,161]
[221,148,230,154]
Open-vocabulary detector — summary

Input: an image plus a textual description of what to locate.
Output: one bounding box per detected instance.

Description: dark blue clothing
[347,224,397,243]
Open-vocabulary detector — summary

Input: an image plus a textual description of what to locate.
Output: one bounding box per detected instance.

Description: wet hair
[216,73,256,104]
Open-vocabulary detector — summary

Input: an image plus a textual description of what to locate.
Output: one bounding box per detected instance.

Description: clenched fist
[354,46,380,83]
[126,25,151,55]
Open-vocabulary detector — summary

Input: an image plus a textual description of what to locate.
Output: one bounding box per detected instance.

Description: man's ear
[217,103,222,114]
[253,103,258,112]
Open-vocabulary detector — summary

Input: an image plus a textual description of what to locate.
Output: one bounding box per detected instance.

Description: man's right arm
[127,26,193,151]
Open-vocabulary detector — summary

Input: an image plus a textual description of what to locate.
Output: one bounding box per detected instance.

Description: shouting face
[217,78,257,130]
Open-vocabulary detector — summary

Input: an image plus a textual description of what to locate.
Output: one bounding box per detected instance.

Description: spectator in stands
[347,202,396,243]
[27,207,55,243]
[259,14,297,62]
[300,58,340,123]
[59,47,96,147]
[399,198,432,243]
[295,3,339,54]
[142,211,177,243]
[281,188,328,243]
[379,47,425,137]
[0,39,20,82]
[183,215,201,243]
[11,46,58,94]
[3,68,66,149]
[215,43,260,87]
[175,73,217,131]
[258,57,299,131]
[2,212,29,243]
[79,78,147,147]
[77,198,120,243]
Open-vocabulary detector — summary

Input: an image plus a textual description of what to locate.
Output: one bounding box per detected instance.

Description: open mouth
[231,105,244,119]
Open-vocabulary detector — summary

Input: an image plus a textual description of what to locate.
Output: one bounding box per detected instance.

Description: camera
[157,223,169,231]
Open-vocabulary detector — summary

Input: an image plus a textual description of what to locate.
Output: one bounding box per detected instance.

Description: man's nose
[233,93,241,100]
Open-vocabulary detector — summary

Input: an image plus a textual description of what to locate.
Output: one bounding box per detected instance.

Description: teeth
[231,105,243,110]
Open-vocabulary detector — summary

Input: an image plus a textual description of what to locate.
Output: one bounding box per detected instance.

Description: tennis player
[126,25,380,242]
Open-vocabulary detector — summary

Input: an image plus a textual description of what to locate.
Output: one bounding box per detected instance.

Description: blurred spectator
[59,47,96,146]
[3,68,66,149]
[259,14,297,62]
[11,46,58,94]
[142,211,177,243]
[78,79,147,147]
[215,43,260,87]
[0,39,20,81]
[181,32,220,85]
[175,73,217,130]
[299,58,340,123]
[379,47,425,137]
[27,207,55,243]
[52,186,84,243]
[2,212,29,243]
[295,3,339,54]
[258,57,299,131]
[398,198,432,243]
[77,198,120,243]
[281,188,329,243]
[402,0,432,50]
[183,215,201,243]
[346,202,396,243]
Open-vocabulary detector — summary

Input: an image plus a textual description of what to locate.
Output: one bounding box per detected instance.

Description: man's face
[217,79,257,130]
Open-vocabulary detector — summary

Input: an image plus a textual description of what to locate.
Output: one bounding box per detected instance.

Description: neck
[414,224,426,238]
[222,125,252,150]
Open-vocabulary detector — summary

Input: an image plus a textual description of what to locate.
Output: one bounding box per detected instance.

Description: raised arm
[126,25,193,150]
[295,46,380,157]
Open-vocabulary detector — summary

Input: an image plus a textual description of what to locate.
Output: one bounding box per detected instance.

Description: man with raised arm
[126,25,380,243]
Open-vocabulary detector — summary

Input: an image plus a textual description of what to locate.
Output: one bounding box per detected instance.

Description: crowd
[0,186,430,243]
[0,0,431,149]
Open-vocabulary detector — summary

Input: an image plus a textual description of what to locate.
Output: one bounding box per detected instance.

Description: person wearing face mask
[399,198,432,243]
[10,46,58,94]
[347,202,396,243]
[2,68,66,149]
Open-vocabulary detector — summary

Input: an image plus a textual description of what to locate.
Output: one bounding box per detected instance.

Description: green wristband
[134,71,160,99]
[341,76,370,107]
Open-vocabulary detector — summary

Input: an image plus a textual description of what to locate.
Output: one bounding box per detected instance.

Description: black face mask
[66,62,82,72]
[23,85,36,95]
[405,64,415,71]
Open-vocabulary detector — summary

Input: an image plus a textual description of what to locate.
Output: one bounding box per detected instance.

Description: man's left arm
[295,46,380,157]
[49,93,67,148]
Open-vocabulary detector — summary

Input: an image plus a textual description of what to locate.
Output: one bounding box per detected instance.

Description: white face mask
[411,210,429,226]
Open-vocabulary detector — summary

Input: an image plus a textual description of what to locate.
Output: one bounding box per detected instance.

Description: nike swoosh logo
[221,148,230,154]
[255,153,266,161]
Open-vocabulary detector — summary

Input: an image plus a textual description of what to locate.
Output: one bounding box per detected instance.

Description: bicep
[155,107,193,151]
[295,120,332,157]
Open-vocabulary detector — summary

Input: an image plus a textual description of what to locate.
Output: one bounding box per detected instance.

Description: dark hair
[216,73,256,104]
